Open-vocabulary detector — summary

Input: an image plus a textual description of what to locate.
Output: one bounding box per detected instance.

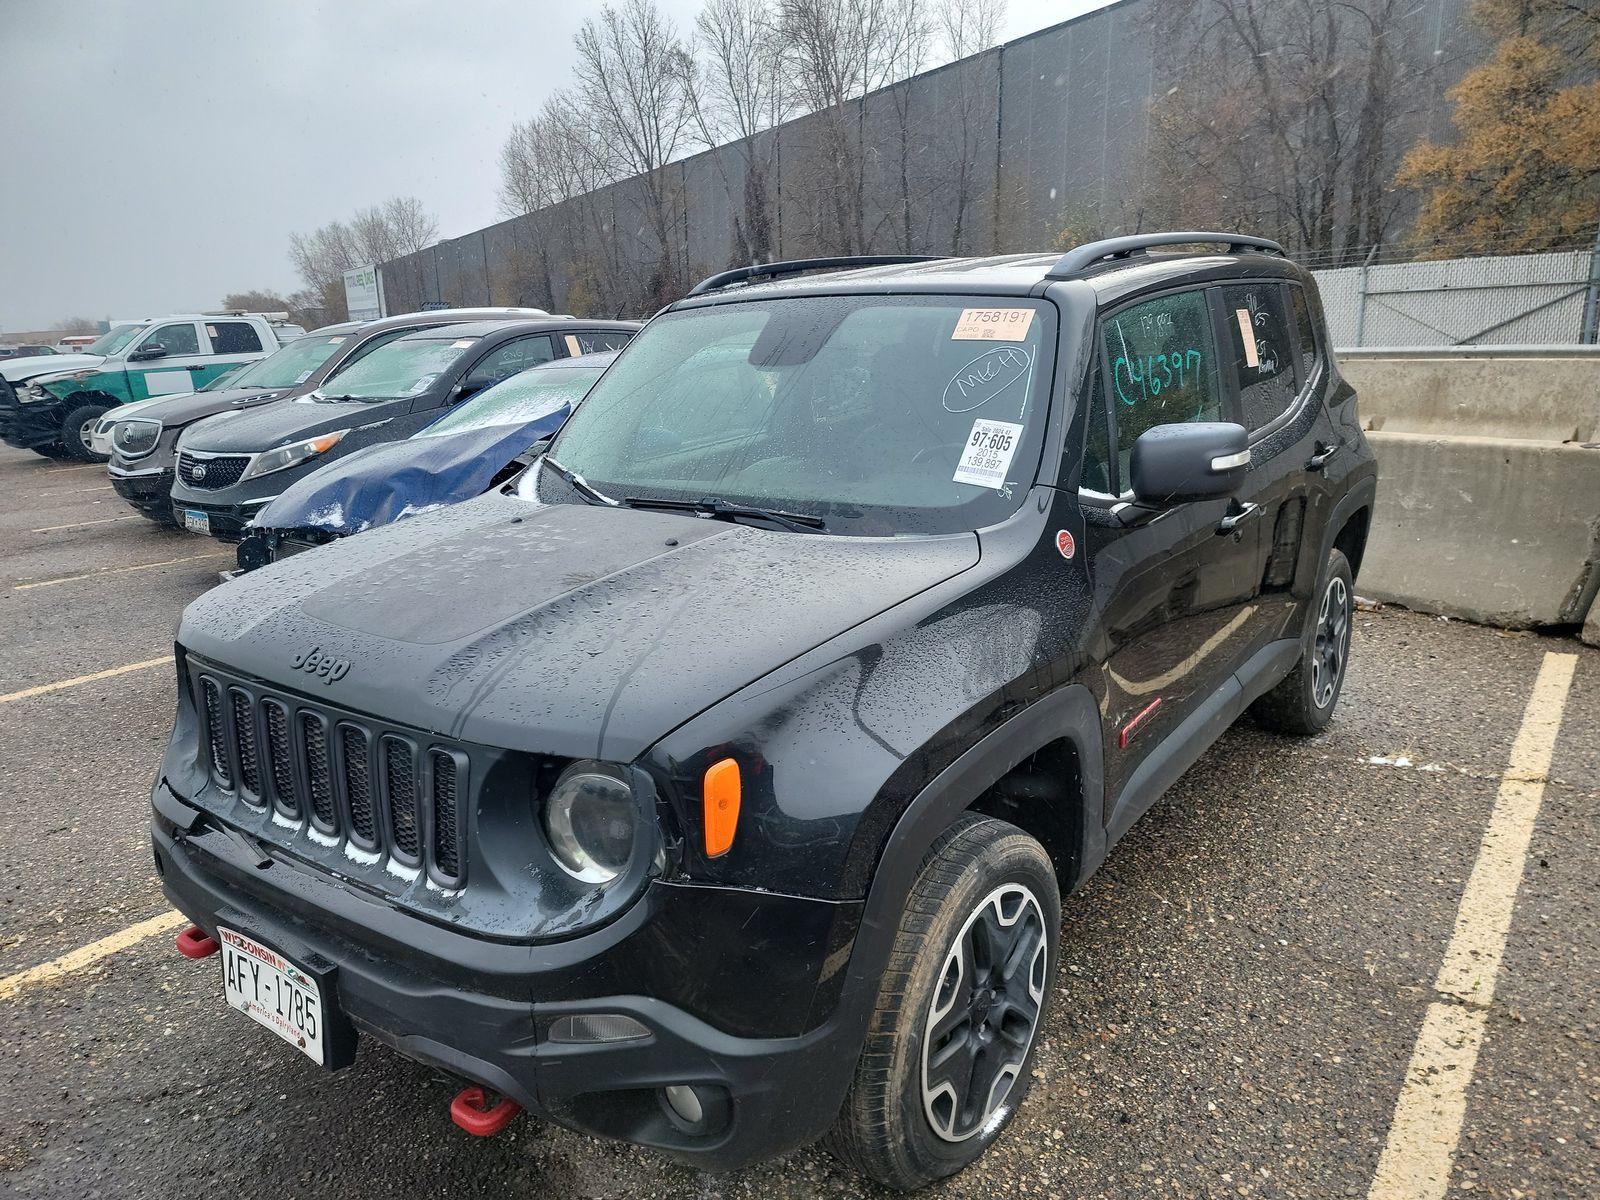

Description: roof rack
[1047,232,1285,278]
[687,255,948,297]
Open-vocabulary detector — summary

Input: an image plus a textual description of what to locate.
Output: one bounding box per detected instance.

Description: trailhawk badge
[291,646,351,683]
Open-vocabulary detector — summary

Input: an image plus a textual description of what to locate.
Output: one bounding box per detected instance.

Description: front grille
[177,450,250,489]
[112,420,161,457]
[196,671,467,882]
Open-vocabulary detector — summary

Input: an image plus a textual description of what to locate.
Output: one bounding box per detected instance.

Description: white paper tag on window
[1235,309,1259,367]
[952,419,1023,489]
[450,338,475,349]
[952,307,1036,341]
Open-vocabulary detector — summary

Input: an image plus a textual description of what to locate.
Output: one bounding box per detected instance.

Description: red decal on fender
[1056,530,1075,560]
[1119,698,1162,749]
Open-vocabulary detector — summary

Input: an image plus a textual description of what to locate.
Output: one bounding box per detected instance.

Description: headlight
[542,760,637,884]
[237,430,345,482]
[22,384,51,403]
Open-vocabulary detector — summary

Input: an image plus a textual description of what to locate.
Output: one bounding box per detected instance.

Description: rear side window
[469,335,557,384]
[207,321,262,354]
[1102,290,1220,489]
[1219,284,1299,431]
[1290,285,1320,379]
[575,330,633,354]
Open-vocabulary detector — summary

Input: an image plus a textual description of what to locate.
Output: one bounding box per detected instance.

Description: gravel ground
[0,443,1594,1199]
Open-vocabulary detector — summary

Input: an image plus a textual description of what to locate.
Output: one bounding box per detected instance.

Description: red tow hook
[450,1086,521,1136]
[176,925,220,959]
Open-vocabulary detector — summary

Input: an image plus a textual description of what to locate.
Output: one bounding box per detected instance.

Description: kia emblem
[190,463,207,481]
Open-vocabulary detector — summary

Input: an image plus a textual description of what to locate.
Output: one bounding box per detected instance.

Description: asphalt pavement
[0,443,1594,1200]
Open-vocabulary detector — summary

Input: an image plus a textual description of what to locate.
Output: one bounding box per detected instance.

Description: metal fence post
[1581,222,1600,344]
[1354,244,1378,347]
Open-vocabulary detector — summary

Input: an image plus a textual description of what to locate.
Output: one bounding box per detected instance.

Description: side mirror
[1129,421,1250,506]
[451,377,492,403]
[130,344,168,362]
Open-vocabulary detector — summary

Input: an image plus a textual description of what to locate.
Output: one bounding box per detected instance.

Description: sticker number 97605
[952,418,1024,489]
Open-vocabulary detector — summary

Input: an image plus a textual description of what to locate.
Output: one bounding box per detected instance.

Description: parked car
[152,236,1375,1188]
[234,352,615,571]
[0,344,56,359]
[168,317,638,542]
[0,312,306,460]
[105,309,562,527]
[56,335,99,353]
[88,363,251,459]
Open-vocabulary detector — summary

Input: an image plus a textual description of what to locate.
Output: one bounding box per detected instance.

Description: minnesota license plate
[183,509,210,535]
[218,927,325,1064]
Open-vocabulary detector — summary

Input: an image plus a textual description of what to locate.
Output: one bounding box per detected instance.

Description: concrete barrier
[1338,351,1600,643]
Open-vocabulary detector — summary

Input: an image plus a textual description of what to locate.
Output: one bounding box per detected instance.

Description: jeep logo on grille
[189,462,207,482]
[291,646,351,683]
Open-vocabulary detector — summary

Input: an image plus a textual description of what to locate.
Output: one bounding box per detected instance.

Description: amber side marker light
[703,758,741,857]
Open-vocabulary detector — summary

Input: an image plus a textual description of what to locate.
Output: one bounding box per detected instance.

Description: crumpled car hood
[2,353,103,382]
[250,414,569,536]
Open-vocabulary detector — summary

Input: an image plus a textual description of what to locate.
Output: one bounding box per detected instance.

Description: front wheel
[61,403,111,462]
[826,815,1059,1190]
[1250,547,1354,735]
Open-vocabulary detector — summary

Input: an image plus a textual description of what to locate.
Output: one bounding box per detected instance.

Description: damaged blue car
[233,352,615,572]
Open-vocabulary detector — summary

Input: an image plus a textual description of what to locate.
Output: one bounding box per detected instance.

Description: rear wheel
[1250,547,1354,735]
[61,403,111,462]
[30,442,74,460]
[826,815,1059,1190]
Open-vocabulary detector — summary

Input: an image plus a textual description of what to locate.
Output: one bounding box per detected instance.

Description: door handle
[1307,441,1342,471]
[1216,500,1261,535]
[185,363,206,371]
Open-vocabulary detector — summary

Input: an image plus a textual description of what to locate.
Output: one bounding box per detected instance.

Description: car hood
[178,494,980,762]
[129,386,296,429]
[252,414,570,536]
[2,353,103,382]
[180,393,401,452]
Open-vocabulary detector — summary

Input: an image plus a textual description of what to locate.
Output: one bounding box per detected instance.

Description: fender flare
[821,683,1104,1033]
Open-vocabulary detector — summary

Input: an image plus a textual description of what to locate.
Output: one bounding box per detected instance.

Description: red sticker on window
[1056,530,1075,559]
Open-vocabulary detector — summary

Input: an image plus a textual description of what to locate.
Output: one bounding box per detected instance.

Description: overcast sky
[0,0,1108,334]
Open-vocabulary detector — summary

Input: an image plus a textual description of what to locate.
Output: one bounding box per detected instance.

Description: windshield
[315,336,472,401]
[85,325,144,356]
[546,296,1054,535]
[417,366,600,439]
[198,364,248,392]
[226,332,350,390]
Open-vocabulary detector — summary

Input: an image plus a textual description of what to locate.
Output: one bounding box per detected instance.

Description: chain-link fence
[1314,248,1600,348]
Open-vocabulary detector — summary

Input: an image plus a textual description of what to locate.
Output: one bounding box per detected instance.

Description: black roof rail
[687,255,948,297]
[1047,232,1285,278]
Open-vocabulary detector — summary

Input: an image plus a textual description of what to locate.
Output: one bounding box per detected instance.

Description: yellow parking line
[1368,651,1578,1200]
[13,551,229,590]
[41,464,105,474]
[0,656,171,704]
[35,485,110,496]
[0,911,187,1001]
[30,514,140,533]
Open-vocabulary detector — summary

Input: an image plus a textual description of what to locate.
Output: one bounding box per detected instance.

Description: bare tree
[573,0,697,305]
[1137,0,1423,265]
[687,0,791,264]
[54,316,97,335]
[931,0,1003,253]
[288,196,438,321]
[778,0,932,253]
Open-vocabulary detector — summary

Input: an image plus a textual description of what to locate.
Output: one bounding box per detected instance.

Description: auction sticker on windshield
[953,419,1022,488]
[951,307,1036,341]
[218,927,325,1064]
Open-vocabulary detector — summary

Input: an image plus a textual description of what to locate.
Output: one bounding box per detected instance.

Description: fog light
[547,1013,650,1044]
[663,1085,704,1125]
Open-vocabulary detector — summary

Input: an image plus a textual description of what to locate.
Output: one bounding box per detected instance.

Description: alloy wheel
[921,883,1048,1142]
[1312,574,1350,708]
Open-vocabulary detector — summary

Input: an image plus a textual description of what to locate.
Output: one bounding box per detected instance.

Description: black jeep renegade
[152,234,1376,1190]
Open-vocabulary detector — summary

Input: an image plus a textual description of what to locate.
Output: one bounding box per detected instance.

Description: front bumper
[110,465,178,523]
[168,497,271,542]
[153,790,867,1170]
[0,394,65,449]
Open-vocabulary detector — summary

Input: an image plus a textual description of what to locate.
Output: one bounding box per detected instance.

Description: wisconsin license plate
[183,509,210,535]
[218,927,325,1064]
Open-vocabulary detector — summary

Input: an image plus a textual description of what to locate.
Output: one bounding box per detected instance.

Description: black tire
[61,403,111,462]
[826,815,1060,1191]
[30,442,74,460]
[1250,547,1354,735]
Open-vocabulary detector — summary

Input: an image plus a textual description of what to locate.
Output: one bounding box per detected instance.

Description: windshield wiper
[540,455,619,506]
[623,495,828,534]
